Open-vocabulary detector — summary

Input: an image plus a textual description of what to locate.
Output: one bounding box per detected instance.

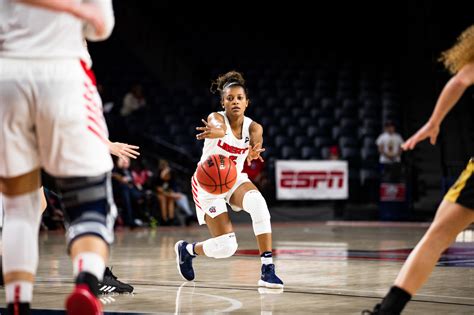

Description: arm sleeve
[83,0,115,41]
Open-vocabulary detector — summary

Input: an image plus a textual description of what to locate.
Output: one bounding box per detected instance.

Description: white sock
[73,252,105,281]
[186,243,196,256]
[261,251,273,265]
[261,257,273,265]
[6,281,33,303]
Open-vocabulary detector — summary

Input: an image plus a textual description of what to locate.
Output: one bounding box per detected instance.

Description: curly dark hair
[210,70,249,99]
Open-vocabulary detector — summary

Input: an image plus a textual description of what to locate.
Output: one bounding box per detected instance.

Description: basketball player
[0,0,115,314]
[0,140,138,294]
[174,71,284,288]
[364,25,474,314]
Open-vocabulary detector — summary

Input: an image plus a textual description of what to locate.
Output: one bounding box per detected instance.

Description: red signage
[280,171,344,189]
[380,183,406,202]
[276,161,348,200]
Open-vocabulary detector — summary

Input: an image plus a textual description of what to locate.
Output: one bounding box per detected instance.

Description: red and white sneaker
[66,284,102,315]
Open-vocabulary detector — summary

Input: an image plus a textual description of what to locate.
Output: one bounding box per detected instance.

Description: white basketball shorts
[191,171,251,225]
[0,58,112,178]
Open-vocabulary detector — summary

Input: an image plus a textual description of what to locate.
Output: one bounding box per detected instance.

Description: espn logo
[276,161,348,200]
[280,171,344,188]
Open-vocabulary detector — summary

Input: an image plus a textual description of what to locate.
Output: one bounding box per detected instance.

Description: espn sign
[379,183,406,202]
[276,161,348,200]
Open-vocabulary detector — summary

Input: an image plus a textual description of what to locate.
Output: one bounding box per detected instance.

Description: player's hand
[402,121,440,151]
[246,143,265,166]
[109,142,140,161]
[196,119,225,140]
[71,3,106,37]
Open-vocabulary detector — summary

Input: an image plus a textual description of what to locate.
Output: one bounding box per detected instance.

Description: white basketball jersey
[200,112,252,174]
[0,0,107,60]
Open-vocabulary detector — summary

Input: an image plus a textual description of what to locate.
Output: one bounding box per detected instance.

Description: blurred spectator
[112,156,144,228]
[376,120,404,182]
[131,159,153,191]
[120,83,146,117]
[328,145,340,160]
[243,159,268,192]
[376,120,404,165]
[131,159,159,226]
[154,159,196,226]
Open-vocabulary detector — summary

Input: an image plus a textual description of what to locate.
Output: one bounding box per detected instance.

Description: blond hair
[439,25,474,74]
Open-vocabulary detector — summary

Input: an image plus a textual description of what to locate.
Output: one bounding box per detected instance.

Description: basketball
[195,154,237,194]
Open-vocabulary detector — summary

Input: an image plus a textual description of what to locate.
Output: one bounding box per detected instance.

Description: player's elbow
[453,64,474,88]
[452,74,471,89]
[84,15,115,41]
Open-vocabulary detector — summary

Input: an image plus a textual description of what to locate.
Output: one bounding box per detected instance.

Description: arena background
[75,1,474,225]
[4,1,474,314]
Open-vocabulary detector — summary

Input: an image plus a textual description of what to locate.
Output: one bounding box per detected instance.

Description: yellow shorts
[444,158,474,210]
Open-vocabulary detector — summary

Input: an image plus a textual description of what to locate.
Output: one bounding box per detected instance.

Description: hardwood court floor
[1,221,474,314]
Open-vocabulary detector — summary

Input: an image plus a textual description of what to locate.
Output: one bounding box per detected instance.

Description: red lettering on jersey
[217,140,249,155]
[229,156,238,164]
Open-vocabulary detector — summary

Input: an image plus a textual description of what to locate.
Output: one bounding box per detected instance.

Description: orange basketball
[196,154,237,194]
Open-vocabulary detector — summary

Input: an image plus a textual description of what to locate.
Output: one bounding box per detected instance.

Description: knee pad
[242,190,272,235]
[55,173,117,248]
[2,189,43,275]
[202,233,238,259]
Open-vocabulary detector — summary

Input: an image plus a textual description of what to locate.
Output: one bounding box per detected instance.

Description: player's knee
[55,173,117,248]
[203,232,238,259]
[242,190,271,235]
[2,189,43,274]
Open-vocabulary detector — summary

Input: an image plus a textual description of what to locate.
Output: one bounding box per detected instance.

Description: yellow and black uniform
[444,158,474,209]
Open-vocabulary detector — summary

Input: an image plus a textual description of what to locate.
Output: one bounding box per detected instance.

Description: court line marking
[33,279,474,307]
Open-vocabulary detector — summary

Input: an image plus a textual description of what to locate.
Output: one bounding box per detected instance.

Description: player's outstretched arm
[196,113,226,140]
[246,122,265,166]
[402,62,474,151]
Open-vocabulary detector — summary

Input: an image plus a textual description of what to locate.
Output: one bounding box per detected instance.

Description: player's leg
[0,186,47,288]
[395,201,474,293]
[54,174,115,314]
[0,59,46,315]
[194,212,236,255]
[0,170,43,315]
[36,59,116,314]
[366,159,474,314]
[175,176,237,281]
[175,211,237,281]
[365,200,474,315]
[229,182,283,288]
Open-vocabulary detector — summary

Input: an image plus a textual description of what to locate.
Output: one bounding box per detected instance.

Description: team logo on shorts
[209,206,217,213]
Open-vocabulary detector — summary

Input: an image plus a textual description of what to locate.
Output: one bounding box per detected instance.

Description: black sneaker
[174,240,196,281]
[362,304,388,315]
[258,264,284,289]
[97,267,134,294]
